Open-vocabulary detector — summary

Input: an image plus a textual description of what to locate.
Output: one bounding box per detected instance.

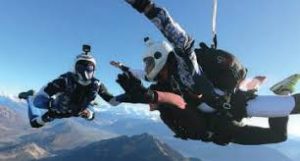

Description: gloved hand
[79,108,95,121]
[124,0,152,13]
[117,71,152,103]
[110,61,129,72]
[117,71,146,94]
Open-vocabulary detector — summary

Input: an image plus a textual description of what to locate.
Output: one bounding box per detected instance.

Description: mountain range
[1,93,300,161]
[40,133,200,161]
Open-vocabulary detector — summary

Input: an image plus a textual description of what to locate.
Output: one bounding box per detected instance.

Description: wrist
[144,90,158,103]
[144,2,154,14]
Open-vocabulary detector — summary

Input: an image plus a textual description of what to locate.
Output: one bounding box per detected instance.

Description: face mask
[75,62,95,85]
[143,56,155,75]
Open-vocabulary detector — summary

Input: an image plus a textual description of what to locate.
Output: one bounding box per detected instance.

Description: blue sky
[0,0,300,95]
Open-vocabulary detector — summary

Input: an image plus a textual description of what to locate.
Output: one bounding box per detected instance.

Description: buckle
[223,102,231,110]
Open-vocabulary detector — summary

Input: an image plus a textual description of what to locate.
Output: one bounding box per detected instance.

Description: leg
[291,94,300,113]
[246,95,295,117]
[19,90,44,128]
[27,96,55,128]
[239,73,300,117]
[246,94,300,116]
[20,91,53,128]
[268,116,288,140]
[159,105,210,141]
[270,74,300,95]
[208,113,289,145]
[232,117,288,145]
[32,89,51,110]
[29,111,55,128]
[270,73,300,114]
[227,76,294,144]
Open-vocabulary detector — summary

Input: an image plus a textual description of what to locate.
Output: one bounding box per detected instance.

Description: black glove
[117,72,156,103]
[117,71,146,93]
[125,0,152,13]
[79,109,95,121]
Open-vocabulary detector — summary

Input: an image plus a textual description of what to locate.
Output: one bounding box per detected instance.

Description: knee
[280,134,288,142]
[212,134,231,146]
[293,94,300,104]
[269,117,288,142]
[33,94,49,108]
[273,132,287,143]
[292,94,300,113]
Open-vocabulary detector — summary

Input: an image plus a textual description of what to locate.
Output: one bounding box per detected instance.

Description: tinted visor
[143,57,155,75]
[76,61,95,81]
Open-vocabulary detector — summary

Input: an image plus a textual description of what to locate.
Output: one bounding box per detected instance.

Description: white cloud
[94,100,161,122]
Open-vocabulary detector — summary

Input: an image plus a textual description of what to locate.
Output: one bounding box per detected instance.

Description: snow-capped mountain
[95,103,160,121]
[1,93,300,161]
[0,92,27,114]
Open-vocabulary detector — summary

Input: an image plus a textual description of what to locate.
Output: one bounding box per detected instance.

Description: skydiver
[118,0,300,145]
[18,45,128,128]
[122,0,300,121]
[122,0,232,113]
[114,59,300,145]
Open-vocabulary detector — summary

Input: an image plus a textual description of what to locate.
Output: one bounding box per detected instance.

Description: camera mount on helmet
[82,44,91,55]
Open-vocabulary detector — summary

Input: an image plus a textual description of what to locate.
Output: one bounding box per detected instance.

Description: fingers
[110,61,121,68]
[116,73,131,92]
[127,70,134,77]
[125,71,141,83]
[117,73,128,83]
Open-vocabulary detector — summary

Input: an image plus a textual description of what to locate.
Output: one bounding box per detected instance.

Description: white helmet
[143,37,174,81]
[74,45,97,85]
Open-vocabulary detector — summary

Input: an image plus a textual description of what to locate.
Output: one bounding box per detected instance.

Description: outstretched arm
[110,61,146,80]
[116,72,187,109]
[125,0,194,51]
[124,1,230,112]
[124,1,201,80]
[111,61,187,109]
[97,83,128,106]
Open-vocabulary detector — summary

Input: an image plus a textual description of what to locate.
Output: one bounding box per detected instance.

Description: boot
[29,118,45,128]
[18,90,34,100]
[270,74,300,95]
[292,94,300,114]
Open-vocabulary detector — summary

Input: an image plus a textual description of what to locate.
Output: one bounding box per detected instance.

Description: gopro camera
[82,44,91,54]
